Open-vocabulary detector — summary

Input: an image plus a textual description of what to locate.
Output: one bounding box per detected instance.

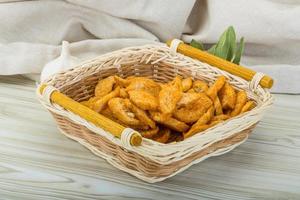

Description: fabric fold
[0,0,299,93]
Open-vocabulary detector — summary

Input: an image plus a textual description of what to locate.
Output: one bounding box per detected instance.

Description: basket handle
[166,39,274,89]
[39,84,142,147]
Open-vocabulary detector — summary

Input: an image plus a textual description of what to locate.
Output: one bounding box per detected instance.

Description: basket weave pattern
[38,45,273,183]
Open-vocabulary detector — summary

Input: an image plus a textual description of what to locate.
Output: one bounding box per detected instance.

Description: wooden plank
[0,75,299,200]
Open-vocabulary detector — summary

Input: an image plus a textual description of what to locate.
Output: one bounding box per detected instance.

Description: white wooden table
[0,75,299,200]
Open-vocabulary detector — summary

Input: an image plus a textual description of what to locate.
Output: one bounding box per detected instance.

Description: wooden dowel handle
[39,84,142,146]
[166,40,273,89]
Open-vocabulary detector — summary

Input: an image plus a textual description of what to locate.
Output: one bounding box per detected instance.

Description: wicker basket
[37,42,273,183]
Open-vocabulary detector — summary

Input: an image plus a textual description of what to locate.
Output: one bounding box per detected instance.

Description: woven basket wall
[38,44,273,183]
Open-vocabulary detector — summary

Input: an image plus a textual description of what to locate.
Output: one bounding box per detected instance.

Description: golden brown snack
[140,126,159,139]
[95,76,116,97]
[163,117,189,132]
[231,91,247,117]
[101,107,149,130]
[159,85,182,114]
[115,76,161,94]
[149,111,170,121]
[80,97,99,109]
[211,114,230,122]
[213,96,223,115]
[128,90,158,110]
[157,82,166,89]
[241,101,255,113]
[209,120,223,126]
[174,93,212,123]
[174,106,206,123]
[119,88,129,98]
[206,76,226,100]
[177,92,202,108]
[108,97,141,126]
[153,128,171,143]
[168,75,183,92]
[187,88,196,93]
[193,80,209,93]
[131,124,150,130]
[93,87,120,112]
[184,107,214,138]
[81,75,255,142]
[100,106,115,120]
[124,99,156,129]
[125,77,161,96]
[219,82,236,110]
[194,91,212,107]
[184,119,224,139]
[184,124,210,139]
[150,111,189,132]
[114,76,130,87]
[196,106,215,125]
[182,77,193,92]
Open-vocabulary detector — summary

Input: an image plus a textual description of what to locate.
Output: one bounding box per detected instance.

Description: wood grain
[0,75,299,200]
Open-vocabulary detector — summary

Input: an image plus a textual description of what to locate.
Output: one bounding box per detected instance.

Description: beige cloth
[0,0,299,93]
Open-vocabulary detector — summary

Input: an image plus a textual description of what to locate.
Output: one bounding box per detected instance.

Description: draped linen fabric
[0,0,299,93]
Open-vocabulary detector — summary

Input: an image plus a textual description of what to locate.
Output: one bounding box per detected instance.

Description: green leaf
[226,26,236,61]
[232,37,245,64]
[190,39,204,50]
[214,27,232,59]
[207,44,216,54]
[190,26,245,65]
